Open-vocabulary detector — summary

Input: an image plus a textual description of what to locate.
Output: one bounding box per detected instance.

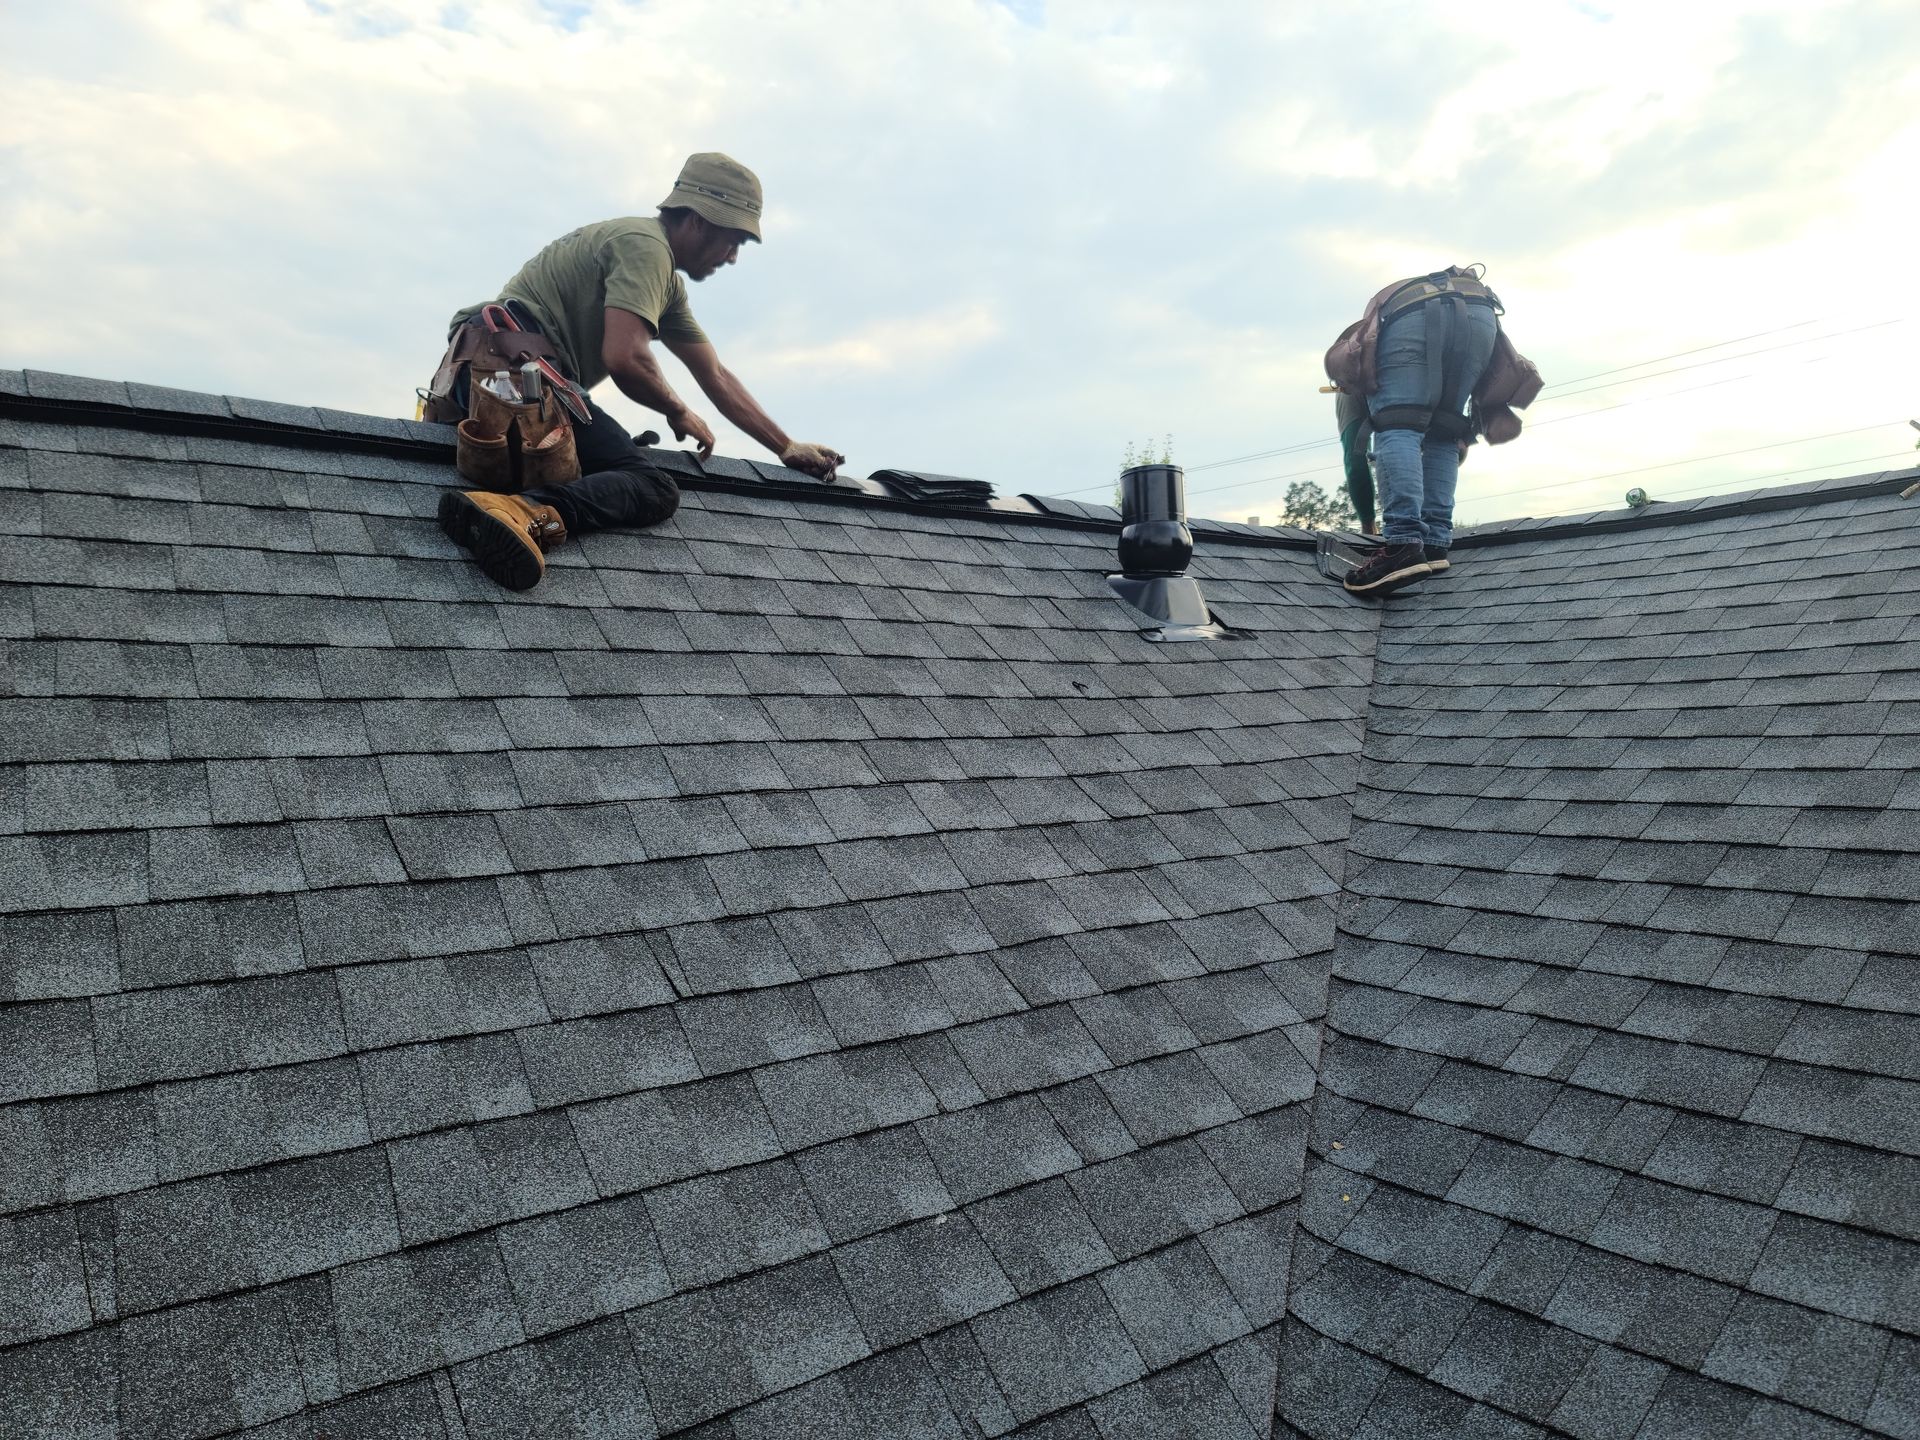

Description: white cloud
[3,0,1918,521]
[756,304,1003,374]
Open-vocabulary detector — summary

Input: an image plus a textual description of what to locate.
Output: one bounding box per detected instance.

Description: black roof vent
[1108,464,1240,640]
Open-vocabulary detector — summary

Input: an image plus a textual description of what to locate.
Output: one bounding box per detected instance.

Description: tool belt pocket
[455,379,582,494]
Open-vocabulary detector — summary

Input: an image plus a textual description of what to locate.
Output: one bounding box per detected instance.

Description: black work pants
[451,313,680,539]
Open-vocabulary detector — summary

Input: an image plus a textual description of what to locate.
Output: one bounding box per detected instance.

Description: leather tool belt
[423,305,583,493]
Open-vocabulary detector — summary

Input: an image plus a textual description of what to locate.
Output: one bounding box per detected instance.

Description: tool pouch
[455,379,581,493]
[421,320,567,424]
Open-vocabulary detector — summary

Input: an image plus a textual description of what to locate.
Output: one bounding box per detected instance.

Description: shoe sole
[1425,558,1450,572]
[437,491,543,592]
[1344,560,1432,595]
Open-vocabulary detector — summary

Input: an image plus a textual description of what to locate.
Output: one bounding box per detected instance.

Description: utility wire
[1644,448,1916,502]
[1452,447,1918,530]
[1460,421,1903,506]
[1185,438,1331,473]
[1530,318,1903,405]
[1186,423,1908,524]
[1533,317,1825,393]
[1167,315,1902,482]
[1179,405,1894,509]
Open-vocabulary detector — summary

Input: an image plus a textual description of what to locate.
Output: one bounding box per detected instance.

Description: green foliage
[1120,434,1175,472]
[1279,478,1360,531]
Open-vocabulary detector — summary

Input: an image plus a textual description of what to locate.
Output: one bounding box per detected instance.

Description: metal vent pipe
[1108,462,1229,637]
[1116,463,1194,577]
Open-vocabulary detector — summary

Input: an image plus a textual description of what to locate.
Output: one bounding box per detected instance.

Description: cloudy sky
[5,0,1918,525]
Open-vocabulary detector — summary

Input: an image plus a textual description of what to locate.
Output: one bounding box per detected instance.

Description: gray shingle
[969,1175,1117,1295]
[754,1043,940,1150]
[811,962,959,1047]
[515,1007,698,1105]
[0,1209,91,1345]
[917,1094,1082,1204]
[1067,1138,1243,1261]
[93,972,343,1088]
[1097,1048,1243,1147]
[525,933,677,1020]
[570,1073,782,1195]
[1702,1289,1889,1424]
[18,404,1920,1440]
[331,1234,526,1393]
[968,1276,1147,1424]
[1086,1355,1266,1440]
[1,908,120,1001]
[335,949,547,1051]
[117,1288,305,1439]
[865,889,997,961]
[730,1346,967,1440]
[833,1212,1018,1347]
[452,1318,659,1440]
[625,1253,870,1432]
[795,1123,956,1242]
[1097,1237,1251,1369]
[948,1006,1111,1098]
[1746,1212,1916,1326]
[661,913,798,994]
[386,1110,594,1244]
[495,1195,670,1337]
[230,1148,402,1285]
[647,1156,830,1288]
[355,1032,531,1142]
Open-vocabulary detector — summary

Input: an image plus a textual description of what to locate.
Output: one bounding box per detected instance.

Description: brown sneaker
[1342,540,1431,595]
[437,490,567,591]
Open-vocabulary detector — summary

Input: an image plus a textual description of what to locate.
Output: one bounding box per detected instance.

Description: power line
[1533,317,1824,393]
[1182,413,1901,510]
[1645,448,1916,502]
[1186,438,1331,473]
[1455,447,1917,529]
[1167,315,1903,482]
[1460,421,1903,506]
[1529,319,1904,405]
[1186,423,1909,525]
[1057,443,1337,498]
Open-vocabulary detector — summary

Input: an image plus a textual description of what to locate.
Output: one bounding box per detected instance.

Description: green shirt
[452,217,709,389]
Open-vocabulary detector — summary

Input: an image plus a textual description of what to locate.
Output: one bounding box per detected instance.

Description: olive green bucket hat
[659,152,764,242]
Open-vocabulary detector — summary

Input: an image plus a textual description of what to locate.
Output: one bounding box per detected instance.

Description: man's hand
[669,406,716,458]
[780,441,846,479]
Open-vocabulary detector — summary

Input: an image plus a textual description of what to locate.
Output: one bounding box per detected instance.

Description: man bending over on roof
[1325,265,1539,596]
[425,152,846,591]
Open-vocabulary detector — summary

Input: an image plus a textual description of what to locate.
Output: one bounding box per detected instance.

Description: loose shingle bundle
[869,468,996,505]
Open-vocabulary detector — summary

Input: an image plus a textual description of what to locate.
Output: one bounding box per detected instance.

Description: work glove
[780,441,846,480]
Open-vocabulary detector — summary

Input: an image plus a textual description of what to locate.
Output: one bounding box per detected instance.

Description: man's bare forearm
[609,351,693,427]
[699,364,791,457]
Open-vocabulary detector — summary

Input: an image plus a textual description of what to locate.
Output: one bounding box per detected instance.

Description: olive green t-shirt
[451,217,708,389]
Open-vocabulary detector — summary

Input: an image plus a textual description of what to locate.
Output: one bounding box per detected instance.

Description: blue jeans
[1367,302,1497,549]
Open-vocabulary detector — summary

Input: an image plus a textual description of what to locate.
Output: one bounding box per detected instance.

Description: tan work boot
[437,490,567,591]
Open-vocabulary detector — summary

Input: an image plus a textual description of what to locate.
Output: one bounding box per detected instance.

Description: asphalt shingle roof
[0,377,1370,1439]
[2,371,1916,1438]
[1288,490,1920,1440]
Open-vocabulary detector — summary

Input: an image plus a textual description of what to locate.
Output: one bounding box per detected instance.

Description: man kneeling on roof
[423,152,846,591]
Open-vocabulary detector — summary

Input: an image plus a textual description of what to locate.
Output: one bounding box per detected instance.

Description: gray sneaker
[1423,545,1450,572]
